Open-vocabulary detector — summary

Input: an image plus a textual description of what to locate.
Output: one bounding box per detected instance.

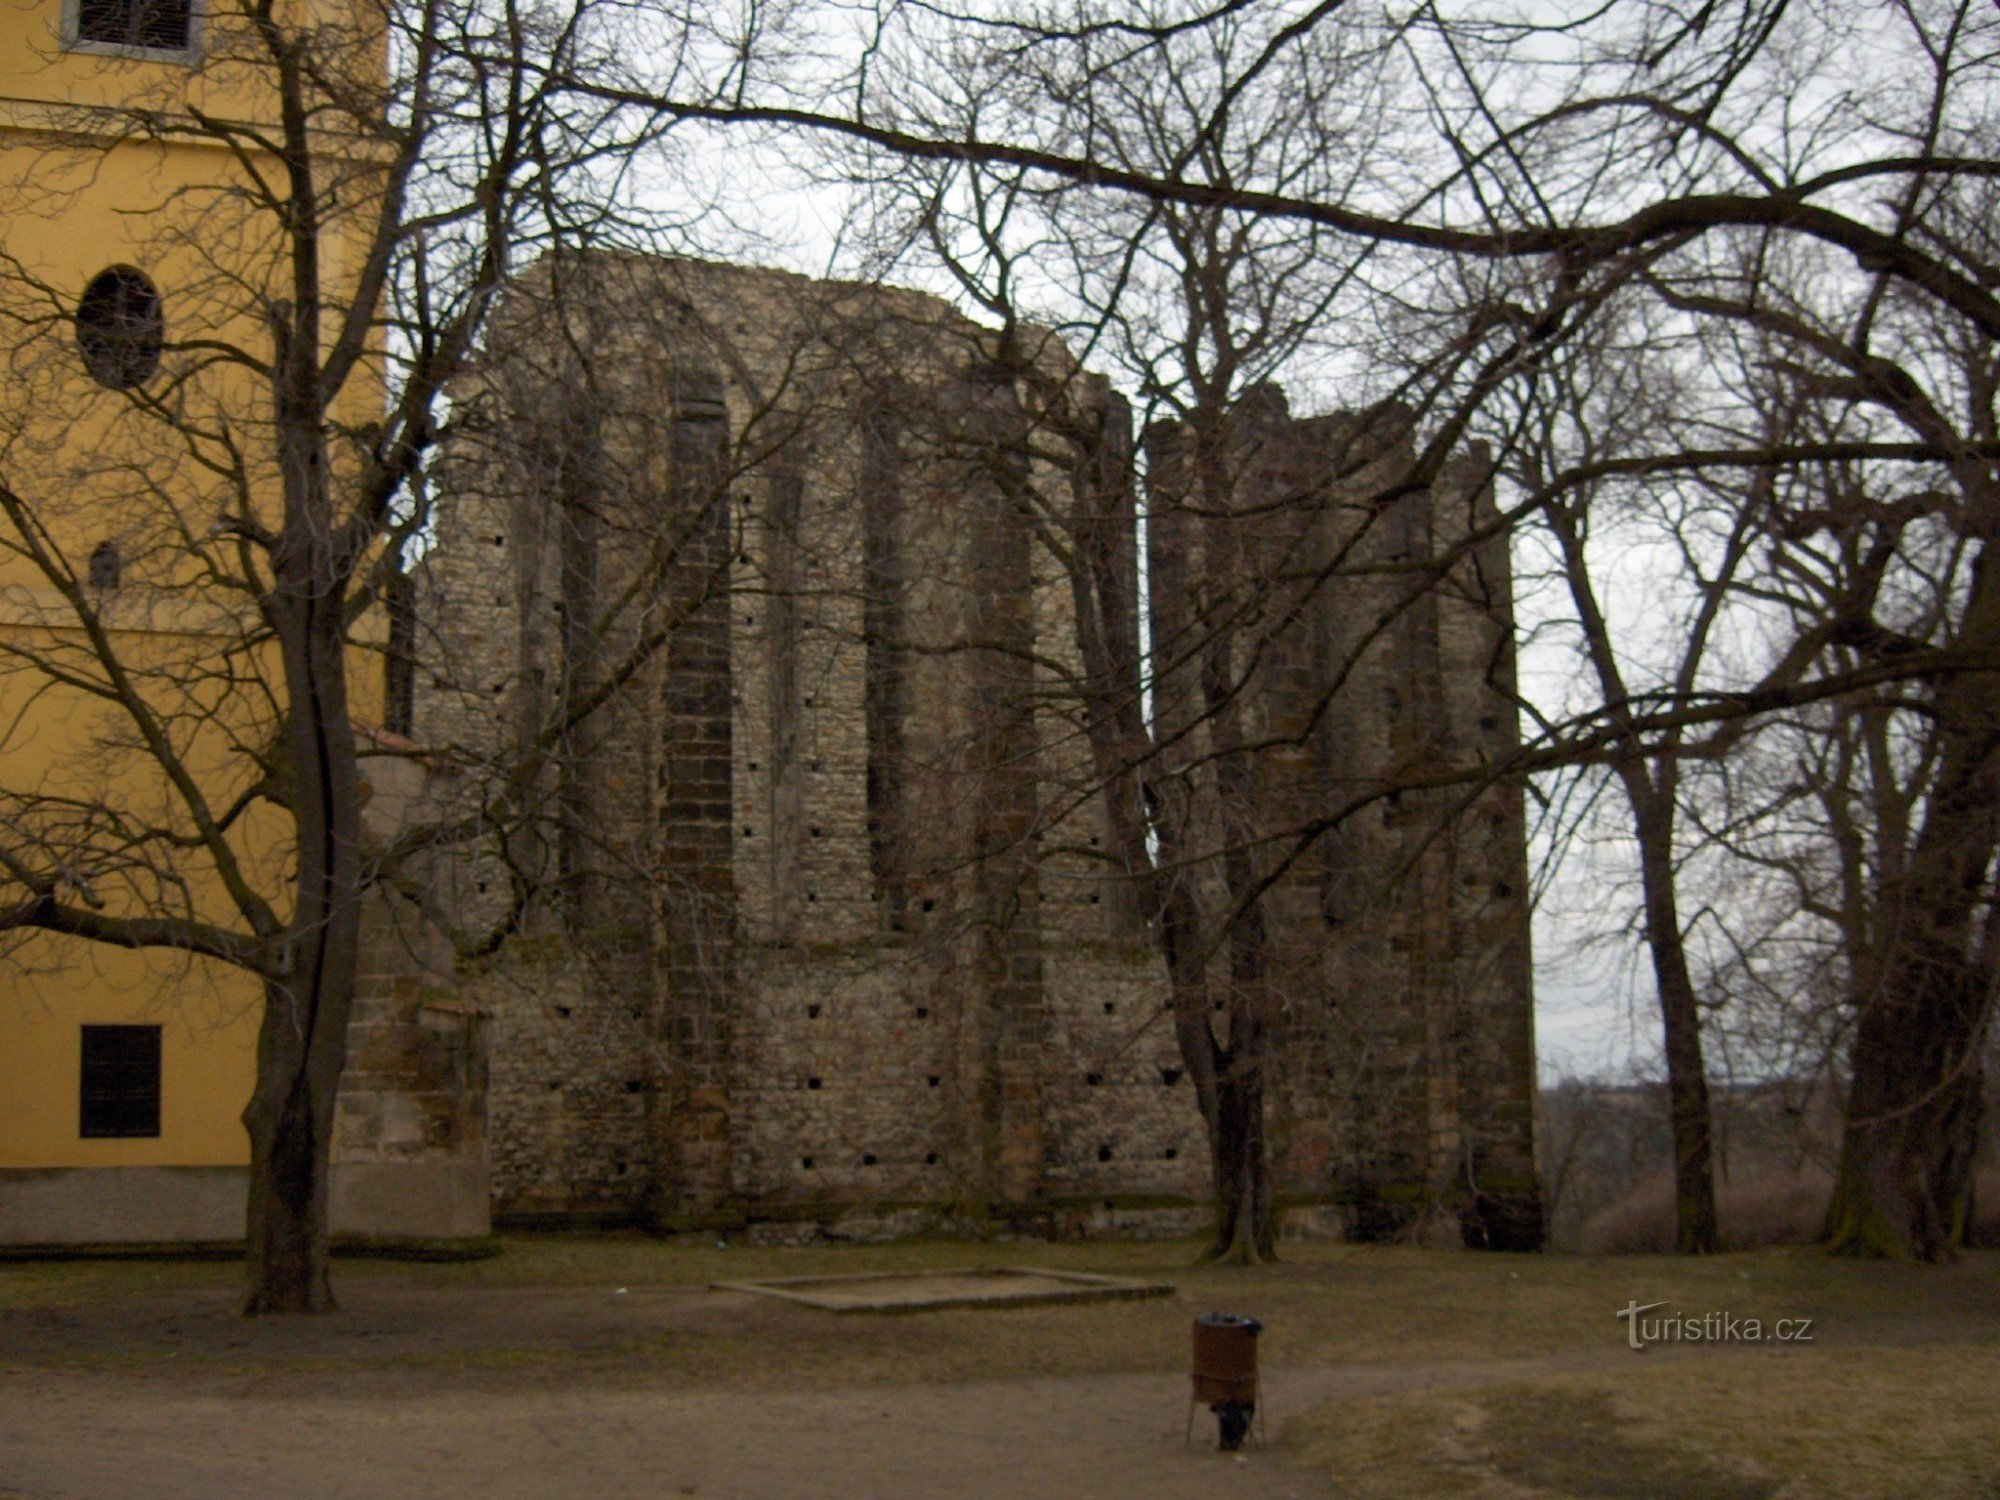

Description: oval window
[76,267,163,390]
[88,541,122,591]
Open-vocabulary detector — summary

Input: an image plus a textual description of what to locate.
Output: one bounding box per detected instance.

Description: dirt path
[0,1352,1677,1500]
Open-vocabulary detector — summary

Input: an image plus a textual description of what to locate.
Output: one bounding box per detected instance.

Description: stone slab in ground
[712,1266,1174,1312]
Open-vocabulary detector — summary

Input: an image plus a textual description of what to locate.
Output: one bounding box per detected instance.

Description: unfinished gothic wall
[1144,389,1540,1247]
[412,252,1539,1244]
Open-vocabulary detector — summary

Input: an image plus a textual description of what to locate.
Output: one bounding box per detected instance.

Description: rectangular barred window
[72,0,193,53]
[79,1025,162,1139]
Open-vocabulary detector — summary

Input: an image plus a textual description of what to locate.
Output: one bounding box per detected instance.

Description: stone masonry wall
[413,254,1537,1242]
[334,760,491,1242]
[1143,389,1542,1247]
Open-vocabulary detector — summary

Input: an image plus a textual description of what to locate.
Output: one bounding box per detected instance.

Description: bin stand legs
[1186,1381,1262,1449]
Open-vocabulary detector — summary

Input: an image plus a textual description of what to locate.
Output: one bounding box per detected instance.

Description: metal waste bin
[1190,1313,1262,1449]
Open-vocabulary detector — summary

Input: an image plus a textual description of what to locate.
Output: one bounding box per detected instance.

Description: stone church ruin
[402,252,1542,1247]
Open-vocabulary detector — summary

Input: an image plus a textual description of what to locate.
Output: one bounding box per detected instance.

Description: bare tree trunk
[243,974,342,1315]
[1826,550,2000,1261]
[1058,385,1285,1261]
[1162,923,1274,1263]
[1204,709,1278,1263]
[1205,1062,1274,1262]
[1548,484,1725,1257]
[1825,950,1986,1260]
[1626,776,1722,1255]
[241,445,364,1312]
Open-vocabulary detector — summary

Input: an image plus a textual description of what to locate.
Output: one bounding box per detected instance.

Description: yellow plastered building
[0,0,487,1248]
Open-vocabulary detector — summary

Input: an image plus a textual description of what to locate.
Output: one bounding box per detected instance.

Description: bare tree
[0,0,765,1311]
[822,0,1462,1261]
[780,0,2000,1263]
[1506,315,1776,1254]
[511,0,2000,1260]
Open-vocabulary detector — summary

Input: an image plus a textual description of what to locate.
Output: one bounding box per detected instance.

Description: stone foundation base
[332,1159,491,1241]
[0,1159,490,1251]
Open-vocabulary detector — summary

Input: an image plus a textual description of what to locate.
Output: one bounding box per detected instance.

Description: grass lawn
[1294,1344,2000,1499]
[4,1232,1991,1367]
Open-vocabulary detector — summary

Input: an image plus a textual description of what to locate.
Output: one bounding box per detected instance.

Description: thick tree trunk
[1202,832,1277,1263]
[243,976,341,1315]
[1203,1053,1275,1263]
[241,519,364,1312]
[1824,948,1985,1261]
[1827,547,2000,1262]
[1627,779,1721,1255]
